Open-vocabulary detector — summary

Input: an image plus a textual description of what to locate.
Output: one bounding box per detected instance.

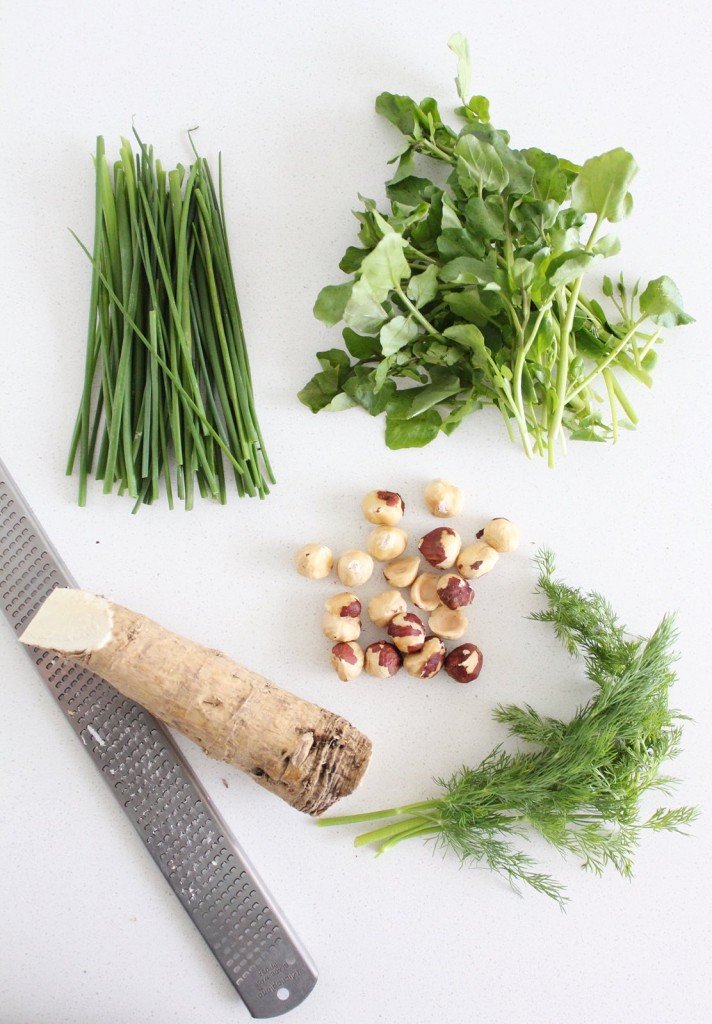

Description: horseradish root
[21,589,372,815]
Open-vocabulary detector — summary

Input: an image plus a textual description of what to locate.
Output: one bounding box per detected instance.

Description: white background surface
[1,1,711,1022]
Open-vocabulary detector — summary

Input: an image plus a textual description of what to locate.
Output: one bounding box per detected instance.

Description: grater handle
[0,458,317,1018]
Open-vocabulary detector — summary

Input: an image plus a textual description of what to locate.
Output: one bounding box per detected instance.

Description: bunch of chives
[67,131,274,511]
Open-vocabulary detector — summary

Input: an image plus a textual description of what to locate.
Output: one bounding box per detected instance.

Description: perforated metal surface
[0,458,317,1018]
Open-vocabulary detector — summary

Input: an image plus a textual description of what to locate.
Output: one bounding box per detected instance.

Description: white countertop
[2,1,711,1021]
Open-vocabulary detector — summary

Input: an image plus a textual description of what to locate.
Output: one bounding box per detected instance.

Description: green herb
[319,551,696,906]
[68,132,274,510]
[300,37,693,465]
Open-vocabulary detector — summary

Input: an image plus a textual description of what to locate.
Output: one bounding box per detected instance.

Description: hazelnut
[404,636,446,679]
[324,592,361,618]
[424,479,463,518]
[337,549,374,587]
[364,640,402,678]
[478,518,520,553]
[444,643,484,683]
[322,610,361,643]
[436,572,474,610]
[456,541,499,580]
[361,489,405,526]
[418,527,461,570]
[428,604,468,640]
[331,641,364,681]
[383,555,421,589]
[367,526,408,562]
[367,589,407,628]
[410,572,441,612]
[295,543,333,579]
[387,611,426,654]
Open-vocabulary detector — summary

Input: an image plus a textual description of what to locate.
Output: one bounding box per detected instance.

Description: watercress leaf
[343,328,381,360]
[546,249,599,288]
[386,175,440,207]
[443,289,489,326]
[490,138,535,195]
[407,264,439,308]
[339,246,368,274]
[591,234,621,258]
[512,257,535,288]
[441,198,463,230]
[455,135,509,194]
[520,147,570,203]
[439,256,503,290]
[375,92,419,135]
[316,348,351,372]
[639,276,694,327]
[360,231,411,300]
[571,147,638,223]
[443,323,487,361]
[437,227,485,260]
[464,196,506,240]
[468,95,490,122]
[387,148,417,185]
[297,368,341,412]
[380,315,418,356]
[343,277,387,334]
[403,374,461,418]
[447,32,471,105]
[602,275,614,297]
[354,209,380,248]
[374,355,395,392]
[322,392,356,412]
[313,282,353,325]
[343,367,396,414]
[385,408,441,448]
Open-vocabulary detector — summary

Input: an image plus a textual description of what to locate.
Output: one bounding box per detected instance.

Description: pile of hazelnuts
[294,480,520,685]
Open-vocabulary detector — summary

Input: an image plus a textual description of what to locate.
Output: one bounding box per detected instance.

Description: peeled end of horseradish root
[20,589,372,815]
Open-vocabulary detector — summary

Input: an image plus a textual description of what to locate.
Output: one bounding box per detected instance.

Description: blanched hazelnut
[331,641,364,681]
[410,572,441,612]
[295,543,333,579]
[428,604,468,640]
[361,490,405,526]
[404,636,446,679]
[478,518,520,553]
[444,643,483,683]
[337,549,374,587]
[384,555,421,589]
[364,640,402,678]
[322,610,361,642]
[387,611,426,653]
[324,592,361,618]
[367,526,408,562]
[424,479,463,518]
[436,572,474,610]
[367,589,407,628]
[456,541,499,580]
[418,527,461,570]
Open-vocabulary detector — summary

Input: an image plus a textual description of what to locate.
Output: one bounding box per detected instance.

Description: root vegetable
[428,604,468,640]
[387,611,426,654]
[436,572,474,610]
[20,589,371,815]
[478,518,520,552]
[383,555,421,588]
[410,572,441,611]
[367,526,408,562]
[444,643,484,683]
[337,549,374,587]
[404,636,446,679]
[361,490,405,525]
[418,527,461,570]
[457,540,499,580]
[324,592,361,618]
[296,543,333,579]
[424,479,463,518]
[322,610,361,642]
[367,590,407,628]
[364,641,402,678]
[331,641,364,681]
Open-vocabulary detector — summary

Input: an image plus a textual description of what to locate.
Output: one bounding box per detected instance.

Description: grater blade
[0,457,317,1018]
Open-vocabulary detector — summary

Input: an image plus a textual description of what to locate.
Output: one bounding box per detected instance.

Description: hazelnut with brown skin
[364,640,402,679]
[383,555,421,589]
[367,589,407,629]
[322,610,361,643]
[456,540,499,580]
[387,611,427,654]
[361,490,405,526]
[337,549,374,587]
[478,518,520,553]
[404,636,446,679]
[424,479,464,518]
[367,526,408,562]
[330,641,364,681]
[444,643,484,683]
[428,604,468,640]
[418,527,461,570]
[410,572,441,612]
[324,592,361,618]
[436,572,474,610]
[295,543,333,579]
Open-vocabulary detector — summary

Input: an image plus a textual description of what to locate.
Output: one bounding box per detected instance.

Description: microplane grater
[0,457,318,1018]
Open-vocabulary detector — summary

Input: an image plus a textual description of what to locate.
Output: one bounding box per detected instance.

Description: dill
[320,550,697,906]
